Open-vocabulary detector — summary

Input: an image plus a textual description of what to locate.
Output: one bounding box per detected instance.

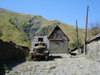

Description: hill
[0,8,86,49]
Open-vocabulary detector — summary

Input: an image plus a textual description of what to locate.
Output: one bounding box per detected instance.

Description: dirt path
[6,54,100,75]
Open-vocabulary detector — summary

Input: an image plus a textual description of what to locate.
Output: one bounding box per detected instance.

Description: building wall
[86,38,100,62]
[32,36,49,50]
[49,40,68,53]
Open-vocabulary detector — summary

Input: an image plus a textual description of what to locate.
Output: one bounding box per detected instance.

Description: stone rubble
[6,54,100,75]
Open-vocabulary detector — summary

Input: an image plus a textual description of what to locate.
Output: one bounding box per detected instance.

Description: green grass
[0,8,92,50]
[25,56,33,61]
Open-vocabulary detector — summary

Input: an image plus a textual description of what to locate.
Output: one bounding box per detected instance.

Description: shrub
[25,56,33,61]
[2,64,10,73]
[69,39,82,51]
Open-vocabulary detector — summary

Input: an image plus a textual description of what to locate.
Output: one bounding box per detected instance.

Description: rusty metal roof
[48,38,63,41]
[87,33,100,43]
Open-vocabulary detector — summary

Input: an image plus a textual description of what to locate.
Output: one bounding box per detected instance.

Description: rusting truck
[30,42,49,60]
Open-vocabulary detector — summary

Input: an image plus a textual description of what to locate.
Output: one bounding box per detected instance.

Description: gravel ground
[5,54,100,75]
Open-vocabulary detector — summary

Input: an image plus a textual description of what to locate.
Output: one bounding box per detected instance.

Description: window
[38,38,43,42]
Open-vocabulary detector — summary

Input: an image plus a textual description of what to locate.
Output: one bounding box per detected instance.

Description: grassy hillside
[0,8,30,47]
[0,8,86,49]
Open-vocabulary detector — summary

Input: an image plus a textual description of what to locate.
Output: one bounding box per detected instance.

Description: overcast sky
[0,0,100,28]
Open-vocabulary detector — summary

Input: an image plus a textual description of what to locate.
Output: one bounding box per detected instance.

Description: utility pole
[84,6,89,55]
[76,20,79,50]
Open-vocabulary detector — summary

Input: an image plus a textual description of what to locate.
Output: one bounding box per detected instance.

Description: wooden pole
[76,20,79,50]
[84,6,89,55]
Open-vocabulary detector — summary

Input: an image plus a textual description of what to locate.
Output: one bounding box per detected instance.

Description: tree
[90,23,100,36]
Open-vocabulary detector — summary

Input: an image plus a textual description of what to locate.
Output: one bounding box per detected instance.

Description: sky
[0,0,100,28]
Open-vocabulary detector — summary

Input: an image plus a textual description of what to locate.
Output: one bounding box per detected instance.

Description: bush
[1,64,10,73]
[25,56,33,61]
[69,39,82,51]
[89,23,100,36]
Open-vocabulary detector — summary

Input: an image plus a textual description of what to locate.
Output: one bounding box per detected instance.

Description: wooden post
[84,6,89,55]
[76,20,79,50]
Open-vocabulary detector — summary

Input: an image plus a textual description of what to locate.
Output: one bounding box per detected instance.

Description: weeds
[1,64,10,73]
[25,56,33,61]
[14,71,18,75]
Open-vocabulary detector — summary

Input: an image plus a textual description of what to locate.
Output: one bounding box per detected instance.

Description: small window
[38,38,43,42]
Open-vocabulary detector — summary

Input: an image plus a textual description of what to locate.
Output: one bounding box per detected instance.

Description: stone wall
[0,39,29,62]
[86,38,100,62]
[49,40,69,53]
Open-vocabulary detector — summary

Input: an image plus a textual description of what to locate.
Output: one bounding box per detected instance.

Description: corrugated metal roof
[87,33,100,43]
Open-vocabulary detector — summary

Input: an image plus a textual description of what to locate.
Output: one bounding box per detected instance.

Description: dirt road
[6,54,100,75]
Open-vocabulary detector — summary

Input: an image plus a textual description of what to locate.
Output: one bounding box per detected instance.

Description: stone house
[48,26,69,53]
[86,33,100,62]
[32,26,69,53]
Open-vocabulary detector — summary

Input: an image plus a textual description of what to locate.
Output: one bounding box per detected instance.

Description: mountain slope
[0,8,85,49]
[0,8,30,46]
